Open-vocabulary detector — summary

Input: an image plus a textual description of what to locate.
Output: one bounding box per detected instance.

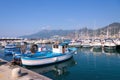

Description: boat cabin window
[106,39,112,42]
[53,45,58,48]
[62,45,67,48]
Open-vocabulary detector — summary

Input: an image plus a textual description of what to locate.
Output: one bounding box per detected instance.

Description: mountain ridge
[20,22,120,39]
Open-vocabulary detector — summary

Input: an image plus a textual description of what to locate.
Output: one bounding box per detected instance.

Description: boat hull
[21,53,73,66]
[69,43,81,47]
[93,45,102,49]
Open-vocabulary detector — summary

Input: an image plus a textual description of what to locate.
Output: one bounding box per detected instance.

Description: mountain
[96,22,120,36]
[20,30,75,39]
[20,22,120,39]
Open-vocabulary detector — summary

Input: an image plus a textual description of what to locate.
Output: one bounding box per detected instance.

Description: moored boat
[103,39,116,50]
[81,39,92,48]
[68,40,81,47]
[92,39,102,49]
[21,42,77,66]
[4,43,18,55]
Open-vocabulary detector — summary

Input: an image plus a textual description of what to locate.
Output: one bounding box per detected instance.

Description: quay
[0,58,51,80]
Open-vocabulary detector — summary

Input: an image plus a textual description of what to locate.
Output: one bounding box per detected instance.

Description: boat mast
[106,27,109,38]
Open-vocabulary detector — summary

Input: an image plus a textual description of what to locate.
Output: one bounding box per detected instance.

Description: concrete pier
[0,58,52,80]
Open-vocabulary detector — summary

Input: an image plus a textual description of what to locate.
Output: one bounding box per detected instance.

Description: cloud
[41,25,51,30]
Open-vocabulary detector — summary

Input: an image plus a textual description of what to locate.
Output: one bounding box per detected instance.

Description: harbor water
[1,47,120,80]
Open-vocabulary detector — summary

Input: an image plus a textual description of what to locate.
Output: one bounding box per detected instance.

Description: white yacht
[92,39,102,49]
[81,39,92,48]
[68,40,81,47]
[103,39,116,50]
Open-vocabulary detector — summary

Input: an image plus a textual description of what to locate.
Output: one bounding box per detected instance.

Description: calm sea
[1,47,120,80]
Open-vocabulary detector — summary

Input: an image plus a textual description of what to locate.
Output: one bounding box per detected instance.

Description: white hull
[81,39,92,48]
[92,44,102,49]
[93,46,102,49]
[92,42,102,48]
[82,44,92,48]
[21,53,73,66]
[103,39,116,50]
[104,43,116,50]
[69,43,81,47]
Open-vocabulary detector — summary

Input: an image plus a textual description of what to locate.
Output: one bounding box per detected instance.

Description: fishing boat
[27,57,76,75]
[21,43,77,66]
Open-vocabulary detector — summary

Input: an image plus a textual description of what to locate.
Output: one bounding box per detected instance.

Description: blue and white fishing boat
[21,43,77,66]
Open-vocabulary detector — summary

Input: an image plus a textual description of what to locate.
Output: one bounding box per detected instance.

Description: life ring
[30,44,38,54]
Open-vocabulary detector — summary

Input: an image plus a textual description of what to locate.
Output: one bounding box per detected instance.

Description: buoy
[11,68,21,79]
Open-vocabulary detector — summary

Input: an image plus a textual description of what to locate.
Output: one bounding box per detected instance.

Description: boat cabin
[38,46,47,52]
[52,42,68,53]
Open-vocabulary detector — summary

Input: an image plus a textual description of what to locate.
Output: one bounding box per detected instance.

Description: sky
[0,0,120,37]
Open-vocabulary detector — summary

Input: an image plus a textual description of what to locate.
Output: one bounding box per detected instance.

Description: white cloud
[41,25,51,30]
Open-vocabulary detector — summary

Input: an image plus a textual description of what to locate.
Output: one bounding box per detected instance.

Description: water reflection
[0,50,13,61]
[79,47,120,56]
[104,49,120,56]
[25,57,76,76]
[1,47,120,80]
[79,47,92,53]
